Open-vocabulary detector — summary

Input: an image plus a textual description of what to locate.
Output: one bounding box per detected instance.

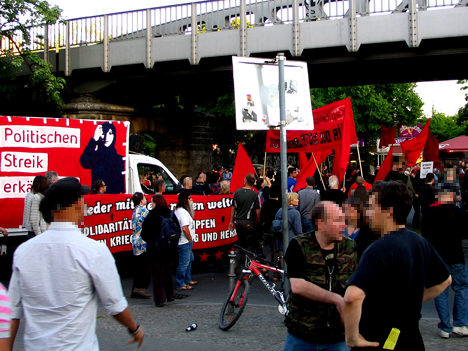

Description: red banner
[265,98,357,153]
[83,194,237,253]
[0,116,129,228]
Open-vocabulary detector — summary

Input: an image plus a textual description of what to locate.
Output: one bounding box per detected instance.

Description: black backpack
[157,212,181,249]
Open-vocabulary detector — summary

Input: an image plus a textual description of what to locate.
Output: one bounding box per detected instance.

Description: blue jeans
[176,242,194,288]
[301,218,314,233]
[434,263,468,332]
[284,333,350,351]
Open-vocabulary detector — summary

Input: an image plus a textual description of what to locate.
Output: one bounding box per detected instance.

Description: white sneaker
[452,326,468,336]
[439,329,450,339]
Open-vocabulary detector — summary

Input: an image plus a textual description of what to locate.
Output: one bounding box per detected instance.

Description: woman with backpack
[174,191,197,290]
[141,194,180,307]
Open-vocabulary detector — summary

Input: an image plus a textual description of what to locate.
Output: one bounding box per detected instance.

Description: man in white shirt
[8,177,144,350]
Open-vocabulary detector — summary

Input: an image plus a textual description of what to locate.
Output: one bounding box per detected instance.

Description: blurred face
[77,197,85,224]
[366,194,386,235]
[320,204,346,242]
[140,197,147,206]
[291,197,299,207]
[99,182,107,193]
[344,203,358,224]
[438,190,455,203]
[104,129,114,147]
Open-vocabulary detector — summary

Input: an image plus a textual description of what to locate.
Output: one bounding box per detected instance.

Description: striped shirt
[0,283,11,339]
[22,192,47,235]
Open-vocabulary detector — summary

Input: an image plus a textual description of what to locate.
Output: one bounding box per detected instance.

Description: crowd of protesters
[2,156,468,350]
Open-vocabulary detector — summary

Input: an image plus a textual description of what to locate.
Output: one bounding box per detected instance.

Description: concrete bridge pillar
[58,94,134,121]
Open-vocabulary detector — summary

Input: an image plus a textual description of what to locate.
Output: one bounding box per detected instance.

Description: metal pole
[146,9,151,69]
[356,143,363,174]
[103,15,109,72]
[228,250,236,292]
[312,153,326,190]
[278,52,289,294]
[191,3,198,64]
[65,21,70,76]
[43,25,49,64]
[240,0,246,57]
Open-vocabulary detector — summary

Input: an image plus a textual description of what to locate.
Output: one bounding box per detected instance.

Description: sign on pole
[420,161,434,178]
[232,56,314,131]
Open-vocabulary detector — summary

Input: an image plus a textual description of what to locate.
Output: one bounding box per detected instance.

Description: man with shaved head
[347,176,372,197]
[284,201,358,351]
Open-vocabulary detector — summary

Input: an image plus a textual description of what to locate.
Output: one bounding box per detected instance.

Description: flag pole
[263,151,267,178]
[278,52,290,294]
[312,152,326,190]
[356,142,363,175]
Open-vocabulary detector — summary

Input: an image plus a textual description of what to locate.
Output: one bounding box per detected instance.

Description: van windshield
[137,163,177,195]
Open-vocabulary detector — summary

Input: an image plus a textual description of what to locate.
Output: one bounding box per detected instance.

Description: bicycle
[219,244,288,331]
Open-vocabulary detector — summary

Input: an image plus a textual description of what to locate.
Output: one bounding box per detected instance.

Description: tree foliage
[456,79,468,135]
[311,83,424,148]
[198,93,265,164]
[199,84,425,162]
[430,110,464,142]
[0,0,65,105]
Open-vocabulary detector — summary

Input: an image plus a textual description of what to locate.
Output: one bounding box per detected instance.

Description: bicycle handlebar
[234,244,277,267]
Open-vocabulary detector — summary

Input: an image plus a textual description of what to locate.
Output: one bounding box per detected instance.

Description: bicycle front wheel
[219,278,251,331]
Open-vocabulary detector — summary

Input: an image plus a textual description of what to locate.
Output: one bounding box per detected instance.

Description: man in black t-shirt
[343,181,451,350]
[421,183,468,338]
[229,174,261,270]
[322,175,347,206]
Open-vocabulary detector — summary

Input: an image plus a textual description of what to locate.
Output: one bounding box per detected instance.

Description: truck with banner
[0,116,237,260]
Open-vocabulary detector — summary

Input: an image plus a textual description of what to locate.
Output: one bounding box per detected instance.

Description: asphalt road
[7,241,468,350]
[9,262,468,351]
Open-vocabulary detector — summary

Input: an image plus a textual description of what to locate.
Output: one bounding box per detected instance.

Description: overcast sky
[50,0,467,117]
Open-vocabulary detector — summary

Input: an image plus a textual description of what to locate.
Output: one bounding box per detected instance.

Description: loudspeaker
[129,134,145,153]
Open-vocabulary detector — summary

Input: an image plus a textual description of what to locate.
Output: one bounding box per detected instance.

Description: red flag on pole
[379,125,398,149]
[374,145,394,182]
[332,104,357,183]
[230,143,255,192]
[298,152,308,171]
[424,131,442,170]
[400,120,431,167]
[293,150,332,192]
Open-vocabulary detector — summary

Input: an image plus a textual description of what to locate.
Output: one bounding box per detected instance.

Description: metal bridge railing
[0,0,463,59]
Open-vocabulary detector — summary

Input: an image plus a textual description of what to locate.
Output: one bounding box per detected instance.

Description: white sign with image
[232,56,314,131]
[420,161,434,179]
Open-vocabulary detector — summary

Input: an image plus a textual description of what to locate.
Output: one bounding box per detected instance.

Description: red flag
[332,102,357,182]
[379,125,398,148]
[375,145,394,182]
[265,98,357,154]
[424,131,442,170]
[298,152,308,170]
[400,120,431,167]
[230,143,255,192]
[293,150,332,192]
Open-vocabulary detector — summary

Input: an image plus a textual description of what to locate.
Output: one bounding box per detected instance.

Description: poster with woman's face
[0,116,129,228]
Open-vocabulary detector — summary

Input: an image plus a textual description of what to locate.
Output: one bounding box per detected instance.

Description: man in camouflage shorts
[284,201,357,351]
